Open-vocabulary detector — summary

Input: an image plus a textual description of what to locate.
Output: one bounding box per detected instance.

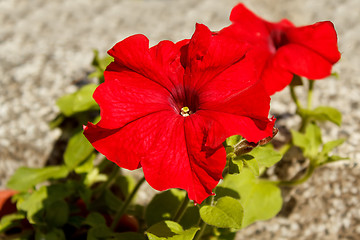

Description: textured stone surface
[0,0,359,239]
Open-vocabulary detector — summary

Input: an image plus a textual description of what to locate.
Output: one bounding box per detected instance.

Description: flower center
[269,29,289,52]
[169,86,200,117]
[180,106,191,117]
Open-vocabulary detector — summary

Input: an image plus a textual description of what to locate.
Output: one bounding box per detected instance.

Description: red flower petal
[200,111,275,147]
[274,43,333,79]
[84,110,172,170]
[285,21,341,64]
[97,68,171,129]
[141,113,226,204]
[107,34,186,93]
[229,3,270,41]
[185,23,268,105]
[227,4,340,94]
[197,48,268,105]
[260,58,294,95]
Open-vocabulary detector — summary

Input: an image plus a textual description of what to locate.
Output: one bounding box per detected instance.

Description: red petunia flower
[220,3,341,95]
[84,24,274,203]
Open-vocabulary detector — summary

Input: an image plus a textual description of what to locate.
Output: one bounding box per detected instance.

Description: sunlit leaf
[84,168,107,187]
[320,155,349,166]
[249,146,282,168]
[146,221,199,240]
[300,106,342,126]
[241,155,259,177]
[64,130,94,170]
[225,135,242,147]
[291,130,309,150]
[200,196,243,229]
[74,153,95,174]
[220,168,282,228]
[56,84,99,117]
[321,139,345,156]
[7,166,69,191]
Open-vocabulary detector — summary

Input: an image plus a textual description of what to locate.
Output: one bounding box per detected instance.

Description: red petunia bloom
[220,3,341,95]
[84,24,274,203]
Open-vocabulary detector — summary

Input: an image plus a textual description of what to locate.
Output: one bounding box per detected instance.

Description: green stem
[290,86,303,110]
[275,163,316,187]
[194,220,207,240]
[299,80,315,132]
[173,193,190,222]
[299,117,309,133]
[111,176,146,230]
[307,80,314,110]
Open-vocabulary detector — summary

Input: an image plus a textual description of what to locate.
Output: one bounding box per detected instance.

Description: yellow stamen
[181,107,190,117]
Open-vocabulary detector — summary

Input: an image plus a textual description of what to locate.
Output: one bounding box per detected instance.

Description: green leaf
[241,155,259,177]
[89,50,113,83]
[291,130,309,150]
[84,212,107,227]
[64,130,94,170]
[91,50,113,71]
[305,123,322,158]
[249,146,282,168]
[49,114,65,129]
[146,221,199,240]
[74,153,96,174]
[115,175,136,199]
[225,135,242,147]
[68,215,85,229]
[18,186,48,223]
[214,187,240,201]
[74,152,95,175]
[220,168,282,228]
[84,168,107,187]
[0,212,25,233]
[18,184,73,224]
[300,106,342,126]
[321,139,345,156]
[44,200,69,227]
[228,157,243,174]
[104,189,123,212]
[56,84,99,117]
[200,196,243,229]
[7,166,69,191]
[321,155,349,166]
[145,189,186,227]
[179,205,200,230]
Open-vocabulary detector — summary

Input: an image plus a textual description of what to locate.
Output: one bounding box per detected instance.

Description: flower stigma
[180,106,191,117]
